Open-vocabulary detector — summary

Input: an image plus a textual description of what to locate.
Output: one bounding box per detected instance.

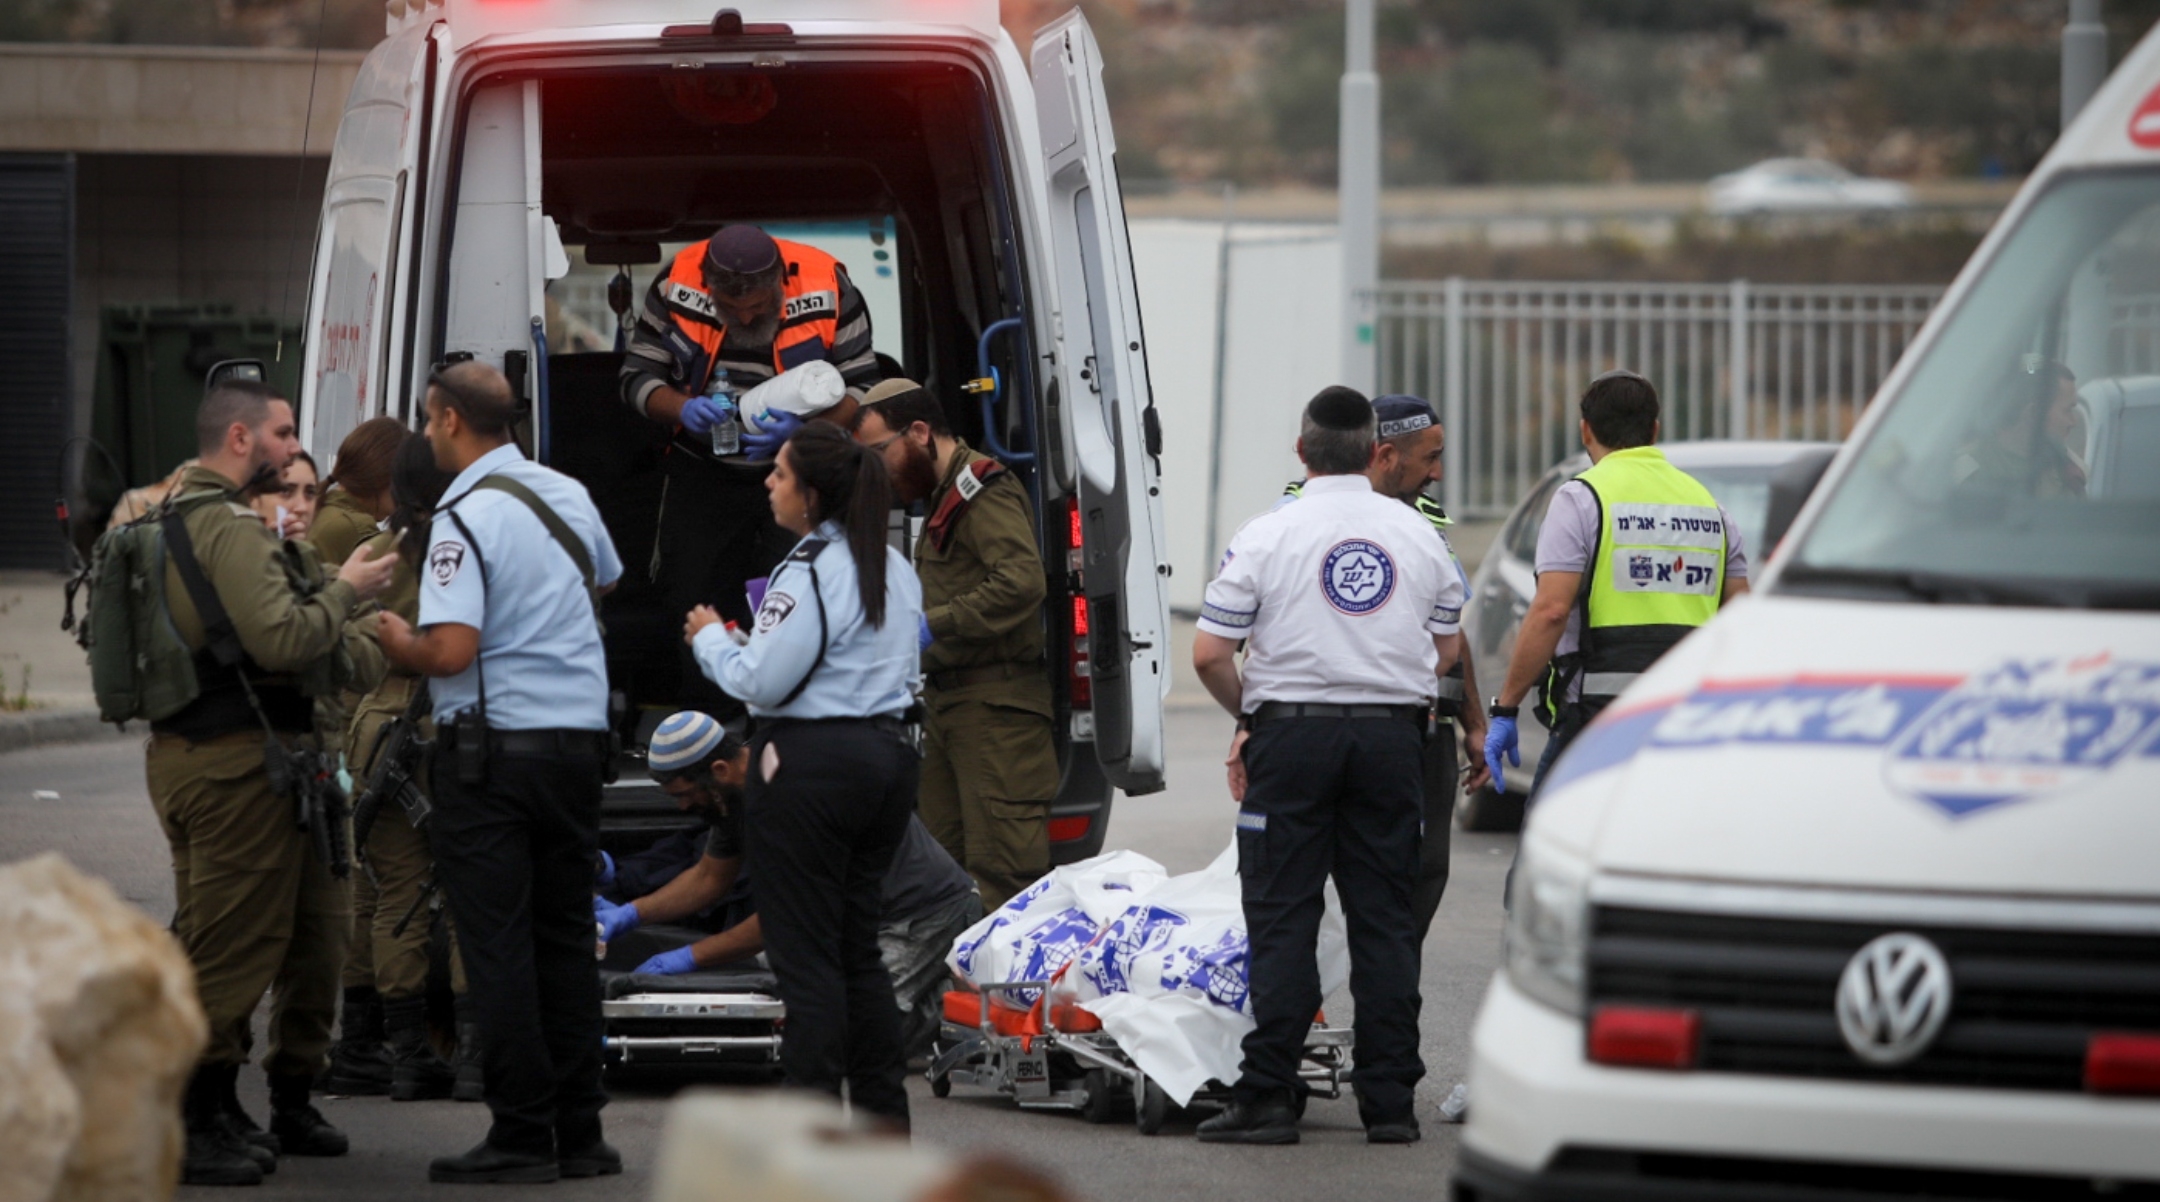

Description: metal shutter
[0,154,73,569]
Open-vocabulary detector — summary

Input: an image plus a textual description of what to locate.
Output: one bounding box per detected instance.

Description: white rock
[0,853,206,1202]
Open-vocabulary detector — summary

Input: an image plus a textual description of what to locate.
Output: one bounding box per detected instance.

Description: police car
[1457,22,2160,1201]
[293,0,1174,864]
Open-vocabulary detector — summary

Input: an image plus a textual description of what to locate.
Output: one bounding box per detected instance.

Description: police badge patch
[1320,539,1396,615]
[756,591,798,633]
[428,540,465,586]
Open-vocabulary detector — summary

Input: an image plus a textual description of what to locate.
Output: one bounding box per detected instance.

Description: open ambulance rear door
[300,21,441,458]
[1032,10,1173,796]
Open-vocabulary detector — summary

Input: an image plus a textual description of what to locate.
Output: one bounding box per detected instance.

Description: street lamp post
[1340,0,1379,395]
[2063,0,2108,132]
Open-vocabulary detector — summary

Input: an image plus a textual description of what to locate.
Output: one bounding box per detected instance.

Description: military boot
[213,1062,278,1174]
[383,994,455,1101]
[268,1073,349,1157]
[322,986,393,1096]
[451,993,485,1103]
[181,1065,263,1187]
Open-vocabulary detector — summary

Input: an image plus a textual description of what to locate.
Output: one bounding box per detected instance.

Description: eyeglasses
[863,433,904,454]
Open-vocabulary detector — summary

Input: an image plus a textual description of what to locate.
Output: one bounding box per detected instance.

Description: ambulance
[1457,23,2160,1201]
[295,0,1173,859]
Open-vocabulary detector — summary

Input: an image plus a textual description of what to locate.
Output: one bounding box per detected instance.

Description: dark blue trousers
[1233,713,1426,1125]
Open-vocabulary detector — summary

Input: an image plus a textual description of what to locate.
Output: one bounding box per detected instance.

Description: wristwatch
[1488,698,1519,719]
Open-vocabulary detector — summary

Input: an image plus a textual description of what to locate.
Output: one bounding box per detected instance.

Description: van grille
[1588,906,2160,1091]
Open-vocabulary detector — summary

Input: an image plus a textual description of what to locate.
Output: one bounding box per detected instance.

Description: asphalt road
[0,710,1513,1201]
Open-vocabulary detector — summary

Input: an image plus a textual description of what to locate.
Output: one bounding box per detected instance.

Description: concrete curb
[0,708,118,754]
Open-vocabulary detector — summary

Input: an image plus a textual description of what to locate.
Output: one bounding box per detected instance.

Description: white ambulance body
[1459,21,2160,1200]
[299,1,1174,854]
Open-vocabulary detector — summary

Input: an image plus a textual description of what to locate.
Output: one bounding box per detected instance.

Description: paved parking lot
[0,706,1513,1200]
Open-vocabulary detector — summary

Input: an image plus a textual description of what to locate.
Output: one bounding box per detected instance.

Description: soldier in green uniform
[305,416,400,1096]
[852,379,1058,909]
[332,434,481,1103]
[149,379,398,1185]
[310,417,405,568]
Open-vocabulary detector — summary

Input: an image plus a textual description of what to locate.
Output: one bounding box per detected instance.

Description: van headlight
[1505,840,1590,1017]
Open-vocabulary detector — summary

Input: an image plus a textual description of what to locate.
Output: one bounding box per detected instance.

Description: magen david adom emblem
[1320,539,1395,615]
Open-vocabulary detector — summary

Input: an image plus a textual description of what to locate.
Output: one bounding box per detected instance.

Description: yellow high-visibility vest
[1575,446,1725,701]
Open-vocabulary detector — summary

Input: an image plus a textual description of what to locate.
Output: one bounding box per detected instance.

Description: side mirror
[204,358,267,396]
[1762,446,1840,556]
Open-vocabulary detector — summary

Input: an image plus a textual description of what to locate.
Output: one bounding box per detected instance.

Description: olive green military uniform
[915,440,1059,910]
[146,467,384,1074]
[310,488,380,568]
[306,488,383,761]
[339,528,466,999]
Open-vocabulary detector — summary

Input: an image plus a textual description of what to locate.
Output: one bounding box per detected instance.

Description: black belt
[756,714,911,739]
[450,727,607,759]
[1250,702,1428,725]
[926,660,1044,692]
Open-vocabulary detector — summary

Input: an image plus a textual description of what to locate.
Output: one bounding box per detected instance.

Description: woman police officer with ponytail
[682,421,925,1129]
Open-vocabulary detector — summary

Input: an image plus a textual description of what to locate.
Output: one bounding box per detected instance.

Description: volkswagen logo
[1836,932,1954,1066]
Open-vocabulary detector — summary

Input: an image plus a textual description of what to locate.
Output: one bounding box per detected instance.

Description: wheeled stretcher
[598,926,783,1073]
[927,981,1352,1135]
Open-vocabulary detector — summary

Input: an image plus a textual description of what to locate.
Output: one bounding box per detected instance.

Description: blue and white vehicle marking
[1541,654,2160,818]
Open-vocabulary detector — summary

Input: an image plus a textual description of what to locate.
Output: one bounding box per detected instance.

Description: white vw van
[1458,22,2160,1202]
[296,0,1173,858]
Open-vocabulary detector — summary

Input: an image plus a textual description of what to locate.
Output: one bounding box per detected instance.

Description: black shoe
[1195,1099,1299,1145]
[183,1066,264,1187]
[559,1140,623,1179]
[1366,1120,1421,1144]
[211,1062,278,1171]
[383,994,456,1102]
[268,1073,349,1157]
[451,994,485,1103]
[322,986,393,1096]
[428,1142,560,1184]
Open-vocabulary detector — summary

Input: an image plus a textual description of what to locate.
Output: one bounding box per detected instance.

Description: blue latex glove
[594,896,640,942]
[680,393,733,435]
[1484,716,1521,794]
[594,850,616,888]
[740,408,804,461]
[635,946,698,976]
[918,614,935,650]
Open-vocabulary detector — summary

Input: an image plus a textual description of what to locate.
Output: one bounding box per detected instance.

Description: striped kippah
[649,711,725,775]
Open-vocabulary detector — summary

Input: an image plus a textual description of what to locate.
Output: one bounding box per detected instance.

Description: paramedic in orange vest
[619,225,882,721]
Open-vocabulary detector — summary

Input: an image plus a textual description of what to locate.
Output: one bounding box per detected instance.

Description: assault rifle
[351,686,433,870]
[266,735,351,879]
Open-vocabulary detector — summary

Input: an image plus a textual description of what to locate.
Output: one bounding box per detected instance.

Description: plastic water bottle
[707,369,741,456]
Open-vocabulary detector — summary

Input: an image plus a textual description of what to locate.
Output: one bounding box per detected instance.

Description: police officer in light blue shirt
[681,421,924,1130]
[377,362,624,1184]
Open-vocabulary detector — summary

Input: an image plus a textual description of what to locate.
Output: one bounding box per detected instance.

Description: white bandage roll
[738,360,847,426]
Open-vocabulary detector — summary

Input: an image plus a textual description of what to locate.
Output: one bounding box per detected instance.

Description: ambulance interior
[439,55,1109,848]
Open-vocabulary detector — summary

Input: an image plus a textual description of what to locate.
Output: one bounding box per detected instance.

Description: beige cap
[860,377,927,407]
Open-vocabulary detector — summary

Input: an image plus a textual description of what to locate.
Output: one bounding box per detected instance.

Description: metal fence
[1375,279,1946,517]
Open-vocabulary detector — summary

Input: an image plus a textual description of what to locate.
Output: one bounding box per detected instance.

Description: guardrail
[1375,279,1945,517]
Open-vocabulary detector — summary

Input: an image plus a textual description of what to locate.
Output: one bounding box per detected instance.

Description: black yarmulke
[1305,386,1373,431]
[705,224,781,275]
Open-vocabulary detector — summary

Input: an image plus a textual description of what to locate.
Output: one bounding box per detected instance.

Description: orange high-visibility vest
[658,237,846,394]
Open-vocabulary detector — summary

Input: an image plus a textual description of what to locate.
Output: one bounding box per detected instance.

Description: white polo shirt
[1198,474,1464,709]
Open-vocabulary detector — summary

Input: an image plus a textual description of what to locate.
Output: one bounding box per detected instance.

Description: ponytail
[786,422,894,628]
[388,432,456,563]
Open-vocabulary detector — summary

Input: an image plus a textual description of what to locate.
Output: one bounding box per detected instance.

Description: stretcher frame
[927,980,1353,1135]
[601,990,784,1067]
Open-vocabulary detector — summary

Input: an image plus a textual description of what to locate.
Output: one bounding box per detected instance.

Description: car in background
[1456,440,1836,831]
[1708,158,1913,216]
